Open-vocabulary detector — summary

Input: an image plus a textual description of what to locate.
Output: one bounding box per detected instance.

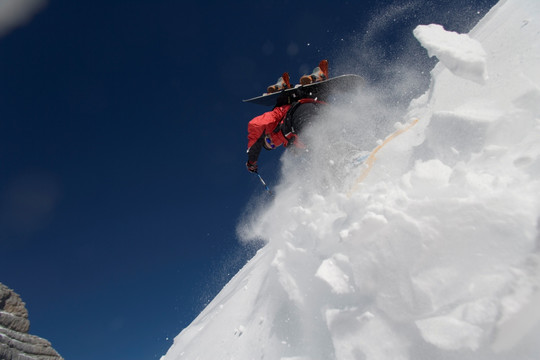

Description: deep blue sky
[0,1,496,359]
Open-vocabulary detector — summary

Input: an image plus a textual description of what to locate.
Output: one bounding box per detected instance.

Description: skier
[245,61,329,173]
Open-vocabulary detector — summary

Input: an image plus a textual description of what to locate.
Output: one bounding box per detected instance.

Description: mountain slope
[162,0,540,358]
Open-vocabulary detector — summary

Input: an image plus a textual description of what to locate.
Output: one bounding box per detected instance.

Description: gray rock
[0,283,63,360]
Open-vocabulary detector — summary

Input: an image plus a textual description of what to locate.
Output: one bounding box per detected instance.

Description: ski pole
[255,171,273,196]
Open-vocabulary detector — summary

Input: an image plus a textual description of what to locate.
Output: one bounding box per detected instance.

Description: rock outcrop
[0,283,63,360]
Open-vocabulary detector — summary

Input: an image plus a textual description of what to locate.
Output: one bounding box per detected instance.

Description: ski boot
[299,60,329,85]
[267,72,291,94]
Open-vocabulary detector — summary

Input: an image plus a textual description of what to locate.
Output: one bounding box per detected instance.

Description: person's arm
[245,106,289,172]
[246,111,275,172]
[246,136,264,172]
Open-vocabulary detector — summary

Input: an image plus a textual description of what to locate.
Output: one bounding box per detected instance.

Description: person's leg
[290,103,320,134]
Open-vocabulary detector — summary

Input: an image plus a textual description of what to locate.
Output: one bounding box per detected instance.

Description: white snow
[413,24,489,84]
[315,254,355,295]
[162,0,540,359]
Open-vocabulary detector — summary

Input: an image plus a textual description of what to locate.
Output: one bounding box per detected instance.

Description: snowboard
[243,74,364,107]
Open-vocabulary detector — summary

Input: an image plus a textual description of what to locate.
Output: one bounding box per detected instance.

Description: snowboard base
[243,74,364,107]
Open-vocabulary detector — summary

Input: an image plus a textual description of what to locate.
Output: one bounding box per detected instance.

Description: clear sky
[0,1,496,359]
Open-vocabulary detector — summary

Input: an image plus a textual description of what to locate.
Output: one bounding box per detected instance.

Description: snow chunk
[416,316,484,350]
[315,255,354,294]
[414,24,488,84]
[325,308,408,360]
[402,159,452,190]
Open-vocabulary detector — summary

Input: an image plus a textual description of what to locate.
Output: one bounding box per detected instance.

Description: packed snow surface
[163,0,540,359]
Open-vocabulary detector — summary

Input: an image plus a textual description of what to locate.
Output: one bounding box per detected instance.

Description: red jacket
[247,104,291,150]
[246,98,323,164]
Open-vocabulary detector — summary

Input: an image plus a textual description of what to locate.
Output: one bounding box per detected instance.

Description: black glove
[246,161,258,173]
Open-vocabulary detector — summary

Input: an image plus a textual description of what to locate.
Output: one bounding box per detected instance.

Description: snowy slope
[162,0,540,359]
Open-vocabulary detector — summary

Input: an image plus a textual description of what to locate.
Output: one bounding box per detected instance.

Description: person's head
[263,134,276,150]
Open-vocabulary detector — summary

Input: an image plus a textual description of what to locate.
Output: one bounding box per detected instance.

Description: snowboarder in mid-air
[245,60,329,173]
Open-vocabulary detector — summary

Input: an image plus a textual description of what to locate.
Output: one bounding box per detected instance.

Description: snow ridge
[162,0,540,359]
